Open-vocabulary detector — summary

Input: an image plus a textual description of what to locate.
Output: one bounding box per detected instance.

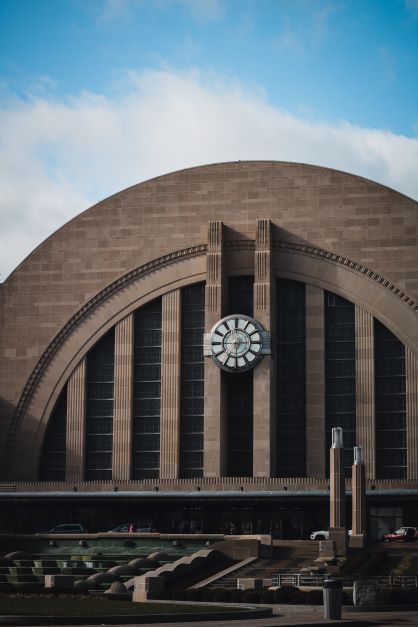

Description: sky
[1,0,418,280]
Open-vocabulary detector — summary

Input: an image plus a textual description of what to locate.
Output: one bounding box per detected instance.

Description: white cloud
[1,68,418,279]
[97,0,224,23]
[179,0,224,23]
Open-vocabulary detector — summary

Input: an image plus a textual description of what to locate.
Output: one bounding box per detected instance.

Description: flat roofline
[0,489,417,499]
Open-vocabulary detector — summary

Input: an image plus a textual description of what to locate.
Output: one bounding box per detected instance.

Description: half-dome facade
[0,161,417,538]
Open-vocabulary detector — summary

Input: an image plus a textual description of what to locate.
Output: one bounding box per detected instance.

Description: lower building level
[0,479,416,542]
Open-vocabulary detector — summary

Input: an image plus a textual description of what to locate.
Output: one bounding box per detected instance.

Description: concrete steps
[206,541,320,590]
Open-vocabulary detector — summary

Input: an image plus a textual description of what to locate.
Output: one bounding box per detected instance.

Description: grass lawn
[0,594,240,617]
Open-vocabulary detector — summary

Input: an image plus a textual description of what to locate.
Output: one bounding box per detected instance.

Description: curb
[0,606,272,626]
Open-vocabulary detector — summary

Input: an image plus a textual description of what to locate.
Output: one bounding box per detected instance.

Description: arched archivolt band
[4,240,418,480]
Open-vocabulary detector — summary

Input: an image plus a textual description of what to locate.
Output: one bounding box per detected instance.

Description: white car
[310,529,329,540]
[310,529,352,540]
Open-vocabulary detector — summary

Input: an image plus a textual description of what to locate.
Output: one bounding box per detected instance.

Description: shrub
[382,588,418,605]
[170,588,188,600]
[286,588,306,604]
[186,588,203,601]
[201,588,214,602]
[304,589,323,605]
[212,588,230,602]
[339,550,371,574]
[241,589,261,603]
[359,551,388,575]
[230,589,244,603]
[284,585,300,599]
[392,556,414,576]
[273,586,291,603]
[14,583,43,593]
[260,589,274,604]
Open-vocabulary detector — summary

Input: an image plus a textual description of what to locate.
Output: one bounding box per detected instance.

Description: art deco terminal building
[0,161,417,539]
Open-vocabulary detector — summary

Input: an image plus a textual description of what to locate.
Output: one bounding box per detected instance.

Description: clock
[204,314,271,372]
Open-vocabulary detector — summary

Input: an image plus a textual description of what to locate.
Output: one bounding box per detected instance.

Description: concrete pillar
[406,348,418,481]
[160,290,181,479]
[204,221,226,476]
[253,219,276,477]
[329,427,347,555]
[112,314,133,481]
[350,446,366,548]
[305,285,325,477]
[65,358,86,482]
[355,307,375,479]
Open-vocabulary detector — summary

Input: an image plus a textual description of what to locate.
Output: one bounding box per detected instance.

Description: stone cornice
[273,240,418,311]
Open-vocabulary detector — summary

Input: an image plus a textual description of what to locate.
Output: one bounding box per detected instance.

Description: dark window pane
[228,276,253,317]
[226,370,253,476]
[40,387,67,481]
[85,329,115,479]
[325,292,355,476]
[276,279,306,477]
[180,283,205,477]
[375,320,406,479]
[133,298,162,479]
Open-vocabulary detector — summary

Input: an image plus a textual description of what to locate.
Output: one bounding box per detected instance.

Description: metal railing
[272,573,418,589]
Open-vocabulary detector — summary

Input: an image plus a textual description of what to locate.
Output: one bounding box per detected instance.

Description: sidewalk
[1,608,418,627]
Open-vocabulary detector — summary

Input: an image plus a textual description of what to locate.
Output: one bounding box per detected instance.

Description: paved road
[38,609,418,627]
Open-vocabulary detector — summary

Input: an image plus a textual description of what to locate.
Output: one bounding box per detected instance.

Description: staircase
[206,540,319,590]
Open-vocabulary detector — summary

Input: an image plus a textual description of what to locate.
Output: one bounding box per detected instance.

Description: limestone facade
[0,161,417,489]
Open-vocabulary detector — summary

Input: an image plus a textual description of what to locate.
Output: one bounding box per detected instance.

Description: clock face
[207,314,268,372]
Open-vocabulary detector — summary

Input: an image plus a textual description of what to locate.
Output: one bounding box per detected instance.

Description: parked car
[310,529,352,540]
[107,523,155,533]
[46,523,87,534]
[310,529,329,540]
[382,527,418,542]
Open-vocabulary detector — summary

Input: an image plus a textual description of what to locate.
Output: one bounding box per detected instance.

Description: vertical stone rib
[66,358,86,482]
[160,290,181,479]
[204,221,225,476]
[306,285,325,477]
[406,348,418,481]
[112,314,133,481]
[355,307,375,479]
[330,447,345,528]
[253,219,275,477]
[352,462,366,536]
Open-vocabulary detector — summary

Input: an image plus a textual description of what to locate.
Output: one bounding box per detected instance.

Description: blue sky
[1,0,418,278]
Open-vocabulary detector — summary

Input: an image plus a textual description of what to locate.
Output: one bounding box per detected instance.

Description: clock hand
[221,340,237,362]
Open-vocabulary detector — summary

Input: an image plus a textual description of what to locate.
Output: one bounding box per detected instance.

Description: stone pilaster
[112,314,133,481]
[355,307,375,479]
[350,448,366,548]
[65,358,86,482]
[253,219,275,477]
[330,450,346,528]
[305,285,325,477]
[329,428,347,555]
[204,221,225,476]
[406,348,418,481]
[160,290,181,479]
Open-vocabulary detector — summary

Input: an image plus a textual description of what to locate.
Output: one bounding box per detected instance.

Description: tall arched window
[39,387,67,481]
